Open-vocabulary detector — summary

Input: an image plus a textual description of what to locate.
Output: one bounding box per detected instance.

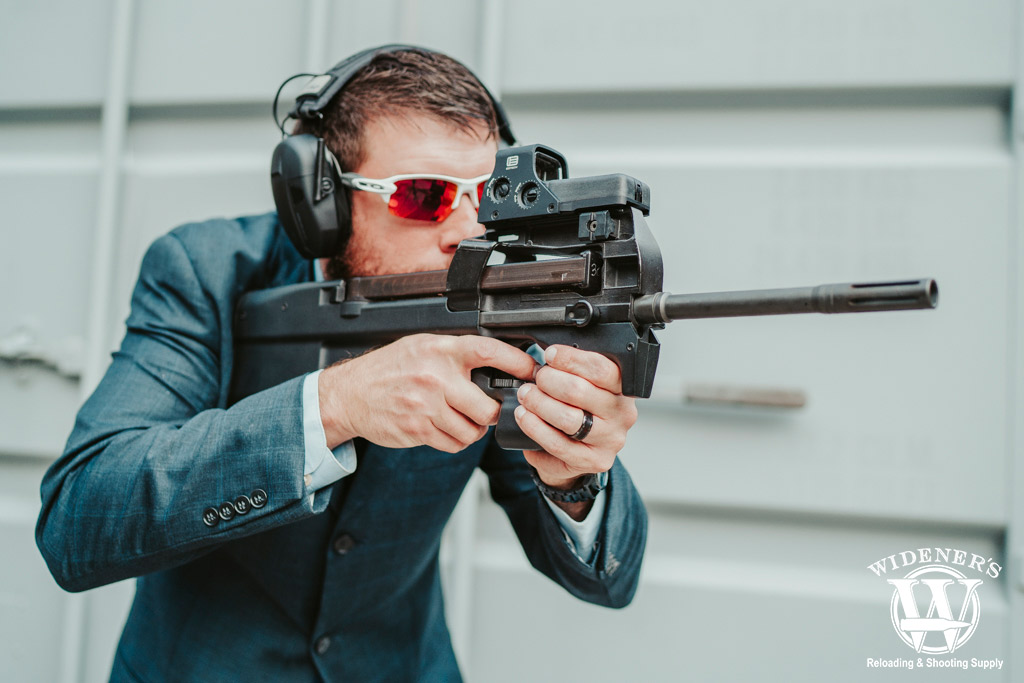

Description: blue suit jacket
[36,213,647,682]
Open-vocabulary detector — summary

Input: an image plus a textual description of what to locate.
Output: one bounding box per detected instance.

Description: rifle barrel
[633,279,938,323]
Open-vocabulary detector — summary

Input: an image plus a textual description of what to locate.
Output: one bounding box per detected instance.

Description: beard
[323,226,433,280]
[322,221,388,280]
[323,243,361,281]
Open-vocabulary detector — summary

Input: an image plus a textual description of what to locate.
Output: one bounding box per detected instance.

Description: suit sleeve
[36,233,330,592]
[479,439,647,608]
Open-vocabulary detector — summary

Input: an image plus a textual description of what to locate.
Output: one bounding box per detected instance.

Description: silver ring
[570,410,594,441]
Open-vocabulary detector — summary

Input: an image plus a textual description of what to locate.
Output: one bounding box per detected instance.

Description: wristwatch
[530,469,608,504]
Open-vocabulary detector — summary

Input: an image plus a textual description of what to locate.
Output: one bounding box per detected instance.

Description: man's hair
[299,48,499,171]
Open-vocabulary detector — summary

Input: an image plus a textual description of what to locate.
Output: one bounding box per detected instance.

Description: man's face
[323,114,498,278]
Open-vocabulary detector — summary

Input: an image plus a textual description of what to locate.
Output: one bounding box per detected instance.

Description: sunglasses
[338,170,491,222]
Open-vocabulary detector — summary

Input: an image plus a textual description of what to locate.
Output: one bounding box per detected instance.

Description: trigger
[472,367,524,401]
[488,370,524,390]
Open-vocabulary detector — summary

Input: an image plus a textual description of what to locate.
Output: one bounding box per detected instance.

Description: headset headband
[285,44,516,146]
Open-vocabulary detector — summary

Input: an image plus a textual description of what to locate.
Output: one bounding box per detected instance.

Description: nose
[439,195,483,252]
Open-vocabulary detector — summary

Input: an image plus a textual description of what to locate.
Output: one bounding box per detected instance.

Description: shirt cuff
[542,487,607,565]
[302,370,357,493]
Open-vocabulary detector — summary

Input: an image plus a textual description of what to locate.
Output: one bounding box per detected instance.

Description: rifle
[229,144,937,450]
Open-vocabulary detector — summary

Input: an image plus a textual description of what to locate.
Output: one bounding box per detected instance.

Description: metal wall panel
[129,1,308,103]
[1,1,1018,681]
[0,1,114,107]
[0,459,77,682]
[325,0,484,72]
[1,171,97,350]
[1008,1,1024,665]
[498,0,1015,91]
[0,150,98,455]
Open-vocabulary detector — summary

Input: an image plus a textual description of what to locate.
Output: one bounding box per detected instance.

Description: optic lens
[390,179,456,221]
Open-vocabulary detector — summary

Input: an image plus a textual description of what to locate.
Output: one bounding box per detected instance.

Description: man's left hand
[513,344,637,517]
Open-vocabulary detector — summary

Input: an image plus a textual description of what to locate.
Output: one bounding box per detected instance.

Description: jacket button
[250,489,268,508]
[217,502,235,521]
[202,507,219,527]
[314,636,331,655]
[332,534,355,555]
[232,495,252,515]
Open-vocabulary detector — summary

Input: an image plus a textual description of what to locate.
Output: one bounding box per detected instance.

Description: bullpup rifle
[230,144,938,450]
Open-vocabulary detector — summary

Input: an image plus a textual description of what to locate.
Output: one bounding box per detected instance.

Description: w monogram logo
[887,565,982,654]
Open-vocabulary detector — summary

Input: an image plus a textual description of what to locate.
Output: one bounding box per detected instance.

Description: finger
[513,403,584,459]
[432,407,489,450]
[403,415,470,453]
[534,365,619,419]
[445,380,501,426]
[424,429,471,454]
[517,382,591,437]
[456,336,538,380]
[543,345,622,393]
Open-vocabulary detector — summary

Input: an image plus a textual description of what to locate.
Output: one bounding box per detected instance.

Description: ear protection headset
[270,44,517,260]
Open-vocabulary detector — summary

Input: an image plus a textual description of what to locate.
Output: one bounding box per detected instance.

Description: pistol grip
[471,368,541,451]
[494,393,541,451]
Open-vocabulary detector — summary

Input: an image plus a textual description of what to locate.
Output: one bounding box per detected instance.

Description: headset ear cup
[270,134,351,259]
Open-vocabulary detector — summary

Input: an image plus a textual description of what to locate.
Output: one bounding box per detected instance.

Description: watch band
[530,469,608,503]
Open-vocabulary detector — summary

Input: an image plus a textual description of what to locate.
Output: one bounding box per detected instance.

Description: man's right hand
[317,334,538,452]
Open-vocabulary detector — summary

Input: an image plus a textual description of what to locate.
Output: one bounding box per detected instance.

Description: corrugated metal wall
[1,1,1019,681]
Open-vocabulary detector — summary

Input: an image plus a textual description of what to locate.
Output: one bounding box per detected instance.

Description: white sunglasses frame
[337,170,492,218]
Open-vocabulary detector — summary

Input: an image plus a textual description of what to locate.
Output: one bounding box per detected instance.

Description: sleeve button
[217,501,235,521]
[249,489,268,508]
[314,636,331,655]
[202,507,220,527]
[232,495,252,515]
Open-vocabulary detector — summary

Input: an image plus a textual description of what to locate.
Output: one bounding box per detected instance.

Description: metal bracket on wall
[0,328,84,381]
[646,381,807,410]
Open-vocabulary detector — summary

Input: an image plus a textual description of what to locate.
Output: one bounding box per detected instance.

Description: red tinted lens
[476,181,485,204]
[389,179,457,221]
